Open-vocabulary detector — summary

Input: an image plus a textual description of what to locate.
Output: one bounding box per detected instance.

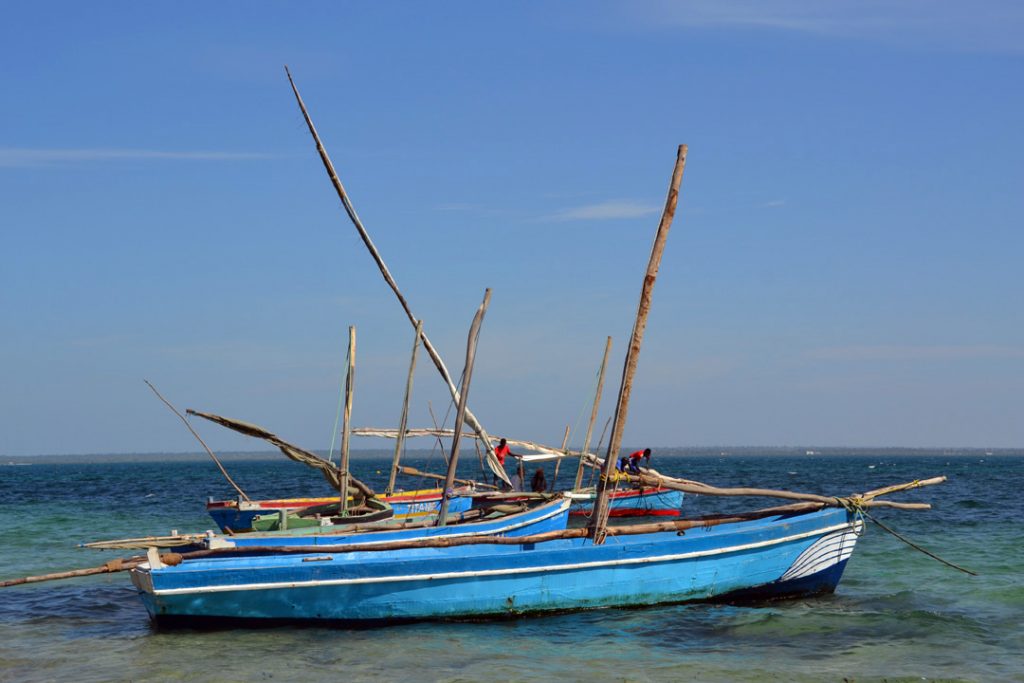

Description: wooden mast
[386,320,422,495]
[573,336,612,491]
[549,425,570,491]
[284,67,511,487]
[438,289,491,526]
[588,145,688,544]
[339,326,356,515]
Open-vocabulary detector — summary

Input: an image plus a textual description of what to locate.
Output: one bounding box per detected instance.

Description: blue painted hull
[208,497,570,549]
[132,507,861,624]
[206,494,472,533]
[569,487,684,517]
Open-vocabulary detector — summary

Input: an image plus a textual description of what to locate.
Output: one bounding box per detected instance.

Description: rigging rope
[327,331,348,468]
[843,500,977,576]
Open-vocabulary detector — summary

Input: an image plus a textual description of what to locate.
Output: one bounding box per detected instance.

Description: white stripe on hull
[144,520,857,596]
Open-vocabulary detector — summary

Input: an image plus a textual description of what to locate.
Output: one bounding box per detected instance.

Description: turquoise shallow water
[1,454,1021,682]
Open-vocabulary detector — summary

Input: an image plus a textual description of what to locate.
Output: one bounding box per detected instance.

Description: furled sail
[186,409,375,499]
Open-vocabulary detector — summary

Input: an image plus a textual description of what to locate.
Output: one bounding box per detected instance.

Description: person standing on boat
[531,467,547,493]
[493,438,523,489]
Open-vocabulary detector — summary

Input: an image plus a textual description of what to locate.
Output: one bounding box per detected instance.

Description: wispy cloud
[544,200,660,222]
[637,0,1024,54]
[761,199,786,208]
[808,345,1024,361]
[0,148,274,168]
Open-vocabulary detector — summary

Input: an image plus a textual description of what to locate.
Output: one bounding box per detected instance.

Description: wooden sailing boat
[125,78,947,626]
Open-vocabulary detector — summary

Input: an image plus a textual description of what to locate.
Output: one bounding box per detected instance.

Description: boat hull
[569,486,684,517]
[206,489,470,532]
[133,507,860,624]
[210,497,571,549]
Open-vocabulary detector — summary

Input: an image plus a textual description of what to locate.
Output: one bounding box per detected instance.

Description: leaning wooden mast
[589,144,688,544]
[284,66,510,486]
[438,290,491,526]
[386,320,422,495]
[573,336,612,491]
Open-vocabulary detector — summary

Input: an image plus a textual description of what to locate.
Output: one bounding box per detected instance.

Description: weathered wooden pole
[438,289,491,526]
[284,67,510,487]
[387,320,422,495]
[144,380,250,501]
[550,425,570,491]
[589,145,688,544]
[339,326,356,516]
[573,336,613,491]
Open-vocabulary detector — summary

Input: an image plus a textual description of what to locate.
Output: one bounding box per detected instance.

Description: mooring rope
[845,501,977,576]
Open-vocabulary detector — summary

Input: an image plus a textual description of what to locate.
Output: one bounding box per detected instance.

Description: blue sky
[1,2,1022,456]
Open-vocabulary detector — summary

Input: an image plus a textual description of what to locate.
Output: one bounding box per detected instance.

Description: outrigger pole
[284,66,511,487]
[589,145,688,544]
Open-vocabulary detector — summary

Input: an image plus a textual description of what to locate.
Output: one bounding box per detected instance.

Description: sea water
[1,453,1021,682]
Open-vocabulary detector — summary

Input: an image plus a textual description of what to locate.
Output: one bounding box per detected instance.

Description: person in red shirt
[493,438,523,489]
[494,438,512,466]
[627,448,651,474]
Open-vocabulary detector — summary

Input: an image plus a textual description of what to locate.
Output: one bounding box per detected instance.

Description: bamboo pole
[284,67,511,488]
[860,477,947,501]
[550,425,570,491]
[387,320,422,495]
[574,336,612,491]
[590,144,688,544]
[438,290,491,526]
[339,326,356,516]
[144,380,250,501]
[0,558,144,588]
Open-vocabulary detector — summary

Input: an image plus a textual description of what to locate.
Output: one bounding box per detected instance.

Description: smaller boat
[568,485,683,517]
[84,496,571,552]
[206,488,471,532]
[205,495,570,550]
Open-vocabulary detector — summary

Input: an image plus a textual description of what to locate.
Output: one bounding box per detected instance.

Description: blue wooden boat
[130,506,862,624]
[203,496,571,550]
[568,486,684,517]
[206,489,472,533]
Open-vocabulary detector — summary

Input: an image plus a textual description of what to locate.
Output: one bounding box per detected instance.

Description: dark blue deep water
[1,454,1021,682]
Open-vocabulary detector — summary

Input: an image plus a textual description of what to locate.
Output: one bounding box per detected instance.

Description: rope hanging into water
[850,503,977,576]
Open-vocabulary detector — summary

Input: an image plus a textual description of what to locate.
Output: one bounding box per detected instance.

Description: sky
[1,2,1022,456]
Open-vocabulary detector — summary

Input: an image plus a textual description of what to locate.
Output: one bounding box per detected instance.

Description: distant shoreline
[3,446,1021,464]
